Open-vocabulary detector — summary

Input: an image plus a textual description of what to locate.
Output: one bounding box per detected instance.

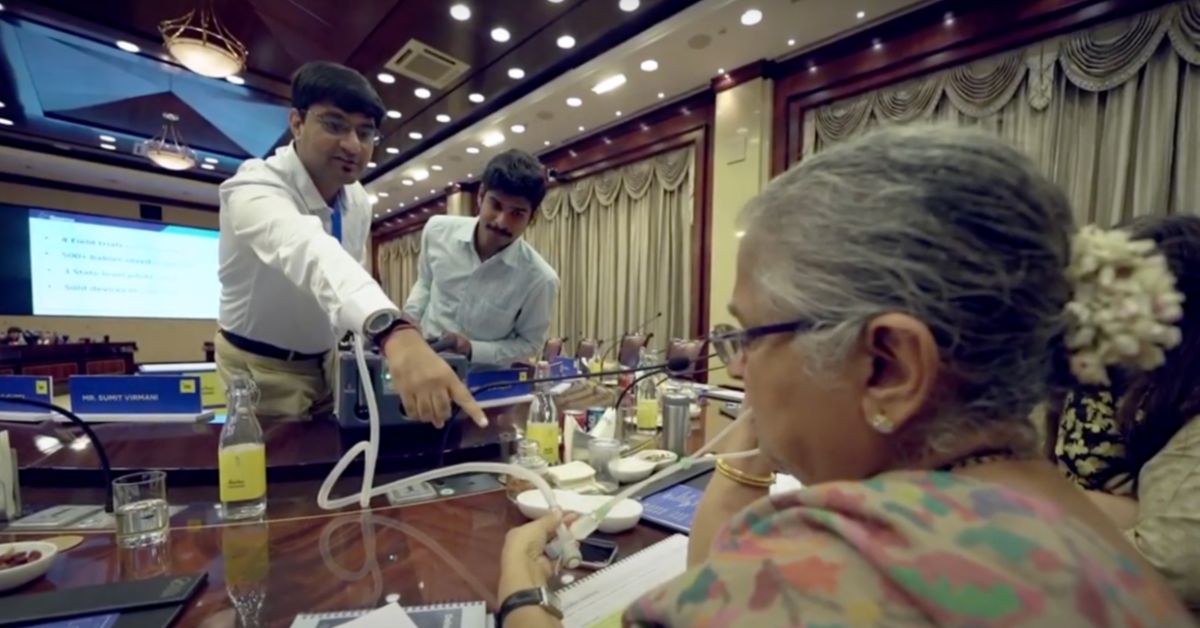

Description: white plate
[634,449,679,471]
[515,489,643,533]
[0,541,58,592]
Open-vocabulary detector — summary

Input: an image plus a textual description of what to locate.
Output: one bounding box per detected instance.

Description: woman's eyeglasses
[709,320,814,365]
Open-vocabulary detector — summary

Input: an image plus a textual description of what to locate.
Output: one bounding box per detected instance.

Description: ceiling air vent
[385,40,470,90]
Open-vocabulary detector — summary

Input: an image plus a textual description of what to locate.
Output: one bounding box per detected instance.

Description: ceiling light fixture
[402,179,414,186]
[436,114,451,123]
[543,140,551,146]
[557,35,576,49]
[578,125,585,132]
[466,146,480,154]
[741,9,763,26]
[449,4,471,20]
[368,194,379,205]
[0,101,5,108]
[386,109,402,119]
[100,143,117,151]
[0,118,12,126]
[717,67,725,75]
[592,73,626,94]
[469,93,485,103]
[225,74,245,85]
[856,10,866,19]
[204,157,218,164]
[378,72,395,84]
[510,124,526,134]
[201,163,215,170]
[412,168,430,181]
[379,192,389,198]
[508,68,525,79]
[640,59,658,72]
[944,11,955,25]
[159,4,248,78]
[140,112,196,171]
[368,161,377,168]
[872,38,883,50]
[116,40,141,53]
[414,87,432,99]
[657,92,665,99]
[619,0,640,12]
[788,38,796,46]
[386,147,400,154]
[482,131,506,147]
[99,134,117,142]
[566,96,582,107]
[409,131,423,140]
[491,27,511,42]
[431,164,444,171]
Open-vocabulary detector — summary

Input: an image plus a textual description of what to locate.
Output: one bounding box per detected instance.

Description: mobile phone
[578,537,619,569]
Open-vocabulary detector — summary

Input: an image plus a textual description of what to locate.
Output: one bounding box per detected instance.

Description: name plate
[71,375,203,414]
[0,375,53,412]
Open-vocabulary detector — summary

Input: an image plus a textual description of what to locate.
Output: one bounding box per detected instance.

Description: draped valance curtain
[525,145,695,350]
[803,0,1200,225]
[375,145,696,350]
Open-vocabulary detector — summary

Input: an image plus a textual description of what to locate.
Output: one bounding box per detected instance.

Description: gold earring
[868,413,895,434]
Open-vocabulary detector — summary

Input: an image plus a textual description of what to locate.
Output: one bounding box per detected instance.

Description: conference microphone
[468,356,692,396]
[612,353,720,412]
[0,397,115,512]
[595,311,665,367]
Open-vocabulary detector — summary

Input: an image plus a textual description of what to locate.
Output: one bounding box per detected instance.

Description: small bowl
[635,449,679,471]
[515,489,643,533]
[0,541,58,593]
[608,457,656,483]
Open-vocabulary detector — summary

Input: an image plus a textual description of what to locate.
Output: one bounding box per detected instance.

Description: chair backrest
[574,338,599,360]
[666,338,709,380]
[542,337,565,361]
[617,333,652,368]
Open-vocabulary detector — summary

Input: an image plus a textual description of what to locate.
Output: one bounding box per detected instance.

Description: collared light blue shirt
[403,215,558,366]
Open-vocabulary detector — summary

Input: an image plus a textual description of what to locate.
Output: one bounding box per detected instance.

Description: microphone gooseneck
[595,311,664,366]
[611,354,719,414]
[468,356,691,396]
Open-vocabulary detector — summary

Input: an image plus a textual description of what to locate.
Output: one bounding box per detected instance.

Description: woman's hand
[498,511,573,602]
[719,408,774,478]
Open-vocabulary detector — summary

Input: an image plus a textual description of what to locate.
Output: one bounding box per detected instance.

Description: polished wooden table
[1,385,714,627]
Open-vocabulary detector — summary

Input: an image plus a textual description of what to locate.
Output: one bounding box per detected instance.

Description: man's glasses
[306,111,381,146]
[709,320,814,365]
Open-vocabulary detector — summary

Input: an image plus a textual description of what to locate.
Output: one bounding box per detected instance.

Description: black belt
[220,330,327,362]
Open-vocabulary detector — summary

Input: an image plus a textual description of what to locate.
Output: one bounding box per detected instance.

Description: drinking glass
[112,471,169,548]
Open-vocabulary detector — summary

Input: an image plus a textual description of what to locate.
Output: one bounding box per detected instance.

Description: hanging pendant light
[141,112,197,171]
[159,1,247,79]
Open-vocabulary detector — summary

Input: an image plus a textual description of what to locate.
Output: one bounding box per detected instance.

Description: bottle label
[219,444,267,503]
[637,398,659,430]
[525,422,560,464]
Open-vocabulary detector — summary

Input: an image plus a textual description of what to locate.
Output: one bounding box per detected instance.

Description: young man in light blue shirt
[404,149,559,367]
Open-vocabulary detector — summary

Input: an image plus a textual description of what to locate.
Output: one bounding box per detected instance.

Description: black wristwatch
[363,310,414,350]
[498,586,563,626]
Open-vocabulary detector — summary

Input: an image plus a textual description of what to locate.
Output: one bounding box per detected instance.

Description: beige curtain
[525,145,695,351]
[803,0,1200,225]
[376,232,421,307]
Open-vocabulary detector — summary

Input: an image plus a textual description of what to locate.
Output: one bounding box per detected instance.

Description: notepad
[559,534,689,628]
[289,601,491,628]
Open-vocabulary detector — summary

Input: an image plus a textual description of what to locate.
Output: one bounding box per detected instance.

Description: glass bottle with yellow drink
[525,361,560,464]
[219,378,267,520]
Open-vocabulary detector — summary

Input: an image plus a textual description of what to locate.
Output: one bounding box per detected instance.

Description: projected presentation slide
[27,209,219,319]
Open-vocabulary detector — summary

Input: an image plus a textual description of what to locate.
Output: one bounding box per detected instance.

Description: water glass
[588,438,623,492]
[113,471,169,548]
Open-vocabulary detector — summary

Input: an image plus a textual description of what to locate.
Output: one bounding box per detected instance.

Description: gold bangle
[716,458,774,488]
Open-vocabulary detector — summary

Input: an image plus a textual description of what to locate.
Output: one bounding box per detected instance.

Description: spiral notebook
[288,601,492,628]
[559,534,689,628]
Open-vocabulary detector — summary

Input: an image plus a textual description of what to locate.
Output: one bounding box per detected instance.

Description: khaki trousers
[213,332,335,419]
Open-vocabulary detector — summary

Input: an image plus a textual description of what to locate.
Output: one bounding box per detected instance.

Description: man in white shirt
[404,150,558,366]
[216,61,484,427]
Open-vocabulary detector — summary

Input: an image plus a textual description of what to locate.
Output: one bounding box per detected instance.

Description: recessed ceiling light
[788,38,796,46]
[944,11,955,25]
[467,173,473,178]
[508,68,525,79]
[100,143,116,151]
[741,9,763,26]
[566,96,582,107]
[379,192,389,198]
[368,194,379,204]
[412,168,430,181]
[808,62,818,73]
[466,146,480,154]
[116,40,140,53]
[657,92,665,99]
[204,157,218,164]
[386,110,402,119]
[368,161,377,168]
[592,74,626,94]
[510,123,526,134]
[436,114,451,123]
[225,75,246,85]
[99,134,116,142]
[377,72,395,84]
[415,196,420,201]
[400,202,406,207]
[872,38,883,50]
[856,10,866,19]
[409,131,423,140]
[0,101,5,108]
[0,118,13,126]
[640,59,658,72]
[449,4,471,20]
[578,125,585,132]
[615,111,622,117]
[414,87,432,99]
[619,0,640,12]
[718,68,726,75]
[431,164,444,171]
[482,131,506,147]
[201,163,215,170]
[469,93,485,103]
[402,179,414,186]
[430,188,436,194]
[491,27,511,42]
[543,140,551,146]
[386,147,399,154]
[557,35,576,49]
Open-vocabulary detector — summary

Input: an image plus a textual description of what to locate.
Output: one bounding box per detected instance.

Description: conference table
[1,387,717,626]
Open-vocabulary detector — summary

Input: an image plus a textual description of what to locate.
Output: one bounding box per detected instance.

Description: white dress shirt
[404,215,558,365]
[218,144,396,354]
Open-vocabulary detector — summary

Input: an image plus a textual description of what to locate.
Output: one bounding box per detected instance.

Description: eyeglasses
[709,320,814,366]
[306,111,381,146]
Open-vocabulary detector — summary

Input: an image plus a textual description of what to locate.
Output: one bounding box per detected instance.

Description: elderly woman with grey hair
[494,127,1194,627]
